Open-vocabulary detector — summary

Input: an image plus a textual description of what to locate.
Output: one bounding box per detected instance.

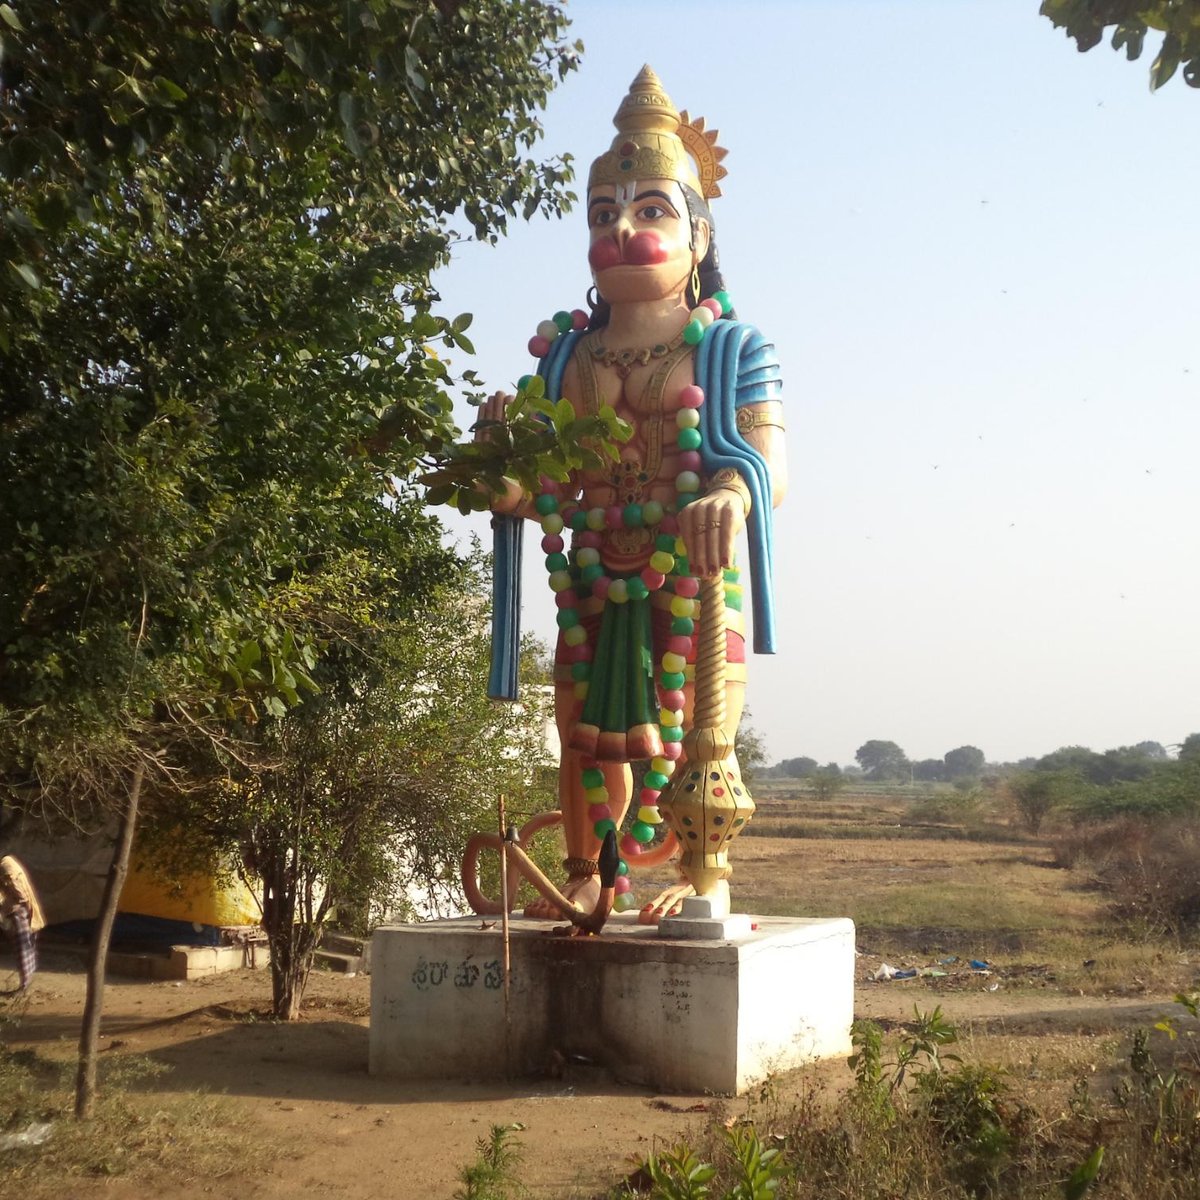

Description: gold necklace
[588,329,686,380]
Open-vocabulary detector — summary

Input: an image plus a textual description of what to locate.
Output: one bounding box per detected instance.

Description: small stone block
[657,912,752,941]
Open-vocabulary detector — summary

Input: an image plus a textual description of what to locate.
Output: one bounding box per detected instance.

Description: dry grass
[726,788,1200,997]
[0,1013,268,1199]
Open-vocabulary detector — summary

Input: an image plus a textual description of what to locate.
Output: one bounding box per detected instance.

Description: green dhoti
[568,594,664,762]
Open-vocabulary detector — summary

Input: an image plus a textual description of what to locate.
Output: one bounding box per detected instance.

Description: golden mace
[658,575,755,896]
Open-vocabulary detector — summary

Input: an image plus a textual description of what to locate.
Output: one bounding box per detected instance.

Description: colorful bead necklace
[525,289,731,912]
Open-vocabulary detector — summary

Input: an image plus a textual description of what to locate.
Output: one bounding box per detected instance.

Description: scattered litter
[987,982,1000,992]
[0,1121,53,1151]
[870,955,1003,984]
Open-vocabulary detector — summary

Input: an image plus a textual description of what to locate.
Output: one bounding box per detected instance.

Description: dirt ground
[4,939,1189,1200]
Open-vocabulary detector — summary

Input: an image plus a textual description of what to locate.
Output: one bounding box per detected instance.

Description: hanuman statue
[464,66,786,927]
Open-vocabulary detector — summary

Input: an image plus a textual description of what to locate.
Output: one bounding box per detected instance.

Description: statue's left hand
[677,491,746,578]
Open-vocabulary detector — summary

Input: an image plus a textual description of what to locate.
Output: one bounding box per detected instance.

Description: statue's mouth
[588,231,669,271]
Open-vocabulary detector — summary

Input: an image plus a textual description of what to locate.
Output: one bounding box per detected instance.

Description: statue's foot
[638,882,695,925]
[522,873,598,919]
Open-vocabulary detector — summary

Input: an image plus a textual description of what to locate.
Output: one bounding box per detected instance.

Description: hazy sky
[433,0,1199,768]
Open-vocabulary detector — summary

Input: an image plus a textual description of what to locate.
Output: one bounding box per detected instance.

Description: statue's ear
[692,218,711,265]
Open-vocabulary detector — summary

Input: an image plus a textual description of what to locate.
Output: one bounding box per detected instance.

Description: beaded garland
[527,289,732,913]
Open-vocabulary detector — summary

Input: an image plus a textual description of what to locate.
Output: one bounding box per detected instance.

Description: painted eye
[640,204,667,220]
[591,210,616,227]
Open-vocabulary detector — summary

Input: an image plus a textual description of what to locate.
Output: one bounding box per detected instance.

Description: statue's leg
[523,680,633,918]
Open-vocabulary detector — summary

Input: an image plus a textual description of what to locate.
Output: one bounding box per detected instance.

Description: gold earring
[690,264,701,302]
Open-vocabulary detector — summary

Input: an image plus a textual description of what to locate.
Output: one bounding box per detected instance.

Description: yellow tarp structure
[119,860,261,928]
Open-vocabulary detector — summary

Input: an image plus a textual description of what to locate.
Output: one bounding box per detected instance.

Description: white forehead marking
[616,180,638,205]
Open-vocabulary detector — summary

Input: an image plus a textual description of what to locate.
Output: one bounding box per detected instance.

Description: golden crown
[587,65,729,200]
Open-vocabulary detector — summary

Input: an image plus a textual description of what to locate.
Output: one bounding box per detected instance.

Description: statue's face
[586,178,709,305]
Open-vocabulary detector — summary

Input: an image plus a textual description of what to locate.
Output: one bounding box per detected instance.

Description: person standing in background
[1,855,45,992]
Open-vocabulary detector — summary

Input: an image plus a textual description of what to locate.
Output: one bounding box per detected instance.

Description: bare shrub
[1059,817,1200,934]
[1050,816,1150,871]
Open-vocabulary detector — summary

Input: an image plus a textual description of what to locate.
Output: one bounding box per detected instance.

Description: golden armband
[735,406,786,435]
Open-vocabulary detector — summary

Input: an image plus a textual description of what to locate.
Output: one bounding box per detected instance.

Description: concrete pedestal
[370,914,854,1095]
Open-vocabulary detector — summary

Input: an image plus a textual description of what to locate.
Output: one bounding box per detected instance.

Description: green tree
[1,0,581,1116]
[774,755,818,779]
[943,745,986,781]
[1007,770,1079,834]
[855,739,909,782]
[809,768,846,804]
[1178,733,1200,762]
[143,560,554,1019]
[913,758,946,783]
[1037,744,1158,785]
[1036,745,1104,776]
[733,708,768,785]
[1041,0,1200,91]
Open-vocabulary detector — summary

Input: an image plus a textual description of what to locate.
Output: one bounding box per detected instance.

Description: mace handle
[691,574,727,733]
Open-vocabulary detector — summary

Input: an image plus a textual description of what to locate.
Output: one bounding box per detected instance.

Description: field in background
[731,780,1198,997]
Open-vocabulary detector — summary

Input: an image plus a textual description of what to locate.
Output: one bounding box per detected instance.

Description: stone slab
[370,914,855,1095]
[43,936,269,980]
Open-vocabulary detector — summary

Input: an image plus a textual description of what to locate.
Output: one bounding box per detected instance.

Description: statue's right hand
[473,391,514,443]
[472,391,529,516]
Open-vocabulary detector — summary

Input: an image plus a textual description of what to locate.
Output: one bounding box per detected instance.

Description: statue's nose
[612,212,635,245]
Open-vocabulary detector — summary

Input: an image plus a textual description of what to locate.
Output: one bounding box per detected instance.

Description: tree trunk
[269,906,321,1020]
[261,852,325,1021]
[75,763,144,1120]
[274,938,304,1021]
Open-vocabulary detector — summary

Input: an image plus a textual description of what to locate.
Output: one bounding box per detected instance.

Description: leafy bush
[455,1123,526,1200]
[601,1005,1200,1199]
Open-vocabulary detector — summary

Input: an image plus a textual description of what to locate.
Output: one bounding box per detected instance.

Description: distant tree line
[766,741,987,784]
[1004,735,1200,833]
[766,735,1199,790]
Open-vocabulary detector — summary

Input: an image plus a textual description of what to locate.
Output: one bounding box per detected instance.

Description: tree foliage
[733,707,768,785]
[141,557,555,1019]
[0,0,583,1107]
[1036,744,1159,785]
[1179,733,1200,762]
[772,755,819,779]
[1041,0,1200,90]
[943,745,985,781]
[809,768,846,804]
[855,739,910,782]
[1007,771,1077,834]
[913,758,946,783]
[1,1,582,799]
